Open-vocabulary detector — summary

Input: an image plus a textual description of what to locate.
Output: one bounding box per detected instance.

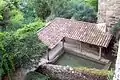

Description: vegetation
[111,21,120,40]
[75,67,111,77]
[75,67,114,80]
[0,0,47,78]
[111,21,120,56]
[0,21,47,79]
[31,0,97,22]
[85,0,98,11]
[107,69,114,80]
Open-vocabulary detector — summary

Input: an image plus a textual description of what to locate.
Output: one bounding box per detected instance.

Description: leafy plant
[9,9,24,30]
[13,20,47,68]
[0,0,7,12]
[107,69,114,80]
[15,19,44,39]
[14,33,47,68]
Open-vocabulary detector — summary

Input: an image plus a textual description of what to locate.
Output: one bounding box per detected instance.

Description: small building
[37,18,112,59]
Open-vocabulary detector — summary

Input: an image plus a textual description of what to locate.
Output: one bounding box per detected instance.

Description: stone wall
[98,0,120,31]
[113,40,120,80]
[37,64,109,80]
[98,0,107,23]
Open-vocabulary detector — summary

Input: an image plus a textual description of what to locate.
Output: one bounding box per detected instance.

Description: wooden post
[99,47,102,59]
[62,38,65,48]
[46,49,50,60]
[79,42,82,52]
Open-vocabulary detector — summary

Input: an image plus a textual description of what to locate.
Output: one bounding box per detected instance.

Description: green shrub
[0,32,15,80]
[75,67,114,80]
[12,20,47,68]
[15,19,44,39]
[107,69,114,80]
[9,9,24,30]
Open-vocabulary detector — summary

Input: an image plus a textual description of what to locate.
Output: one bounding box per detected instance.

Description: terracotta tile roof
[38,18,112,49]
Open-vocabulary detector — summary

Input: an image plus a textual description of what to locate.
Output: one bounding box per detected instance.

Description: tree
[0,19,47,79]
[14,20,47,68]
[0,0,24,31]
[34,0,50,20]
[23,0,97,22]
[85,0,98,11]
[46,1,97,22]
[72,3,97,22]
[19,0,38,24]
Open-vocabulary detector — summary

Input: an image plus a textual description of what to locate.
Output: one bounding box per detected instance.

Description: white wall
[113,40,120,80]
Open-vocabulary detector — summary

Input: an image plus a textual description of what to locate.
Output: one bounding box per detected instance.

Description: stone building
[38,18,112,60]
[98,0,120,31]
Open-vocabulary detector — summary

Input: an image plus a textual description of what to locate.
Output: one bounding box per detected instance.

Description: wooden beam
[99,47,102,59]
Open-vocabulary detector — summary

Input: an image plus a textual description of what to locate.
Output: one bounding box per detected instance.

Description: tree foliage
[34,0,50,20]
[0,0,24,31]
[85,0,98,11]
[0,32,15,80]
[9,9,24,30]
[36,0,97,22]
[0,19,46,79]
[14,20,47,68]
[70,2,97,22]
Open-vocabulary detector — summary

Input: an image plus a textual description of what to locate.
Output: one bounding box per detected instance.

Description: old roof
[38,18,112,49]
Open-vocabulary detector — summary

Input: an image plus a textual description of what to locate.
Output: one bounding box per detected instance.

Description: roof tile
[38,18,112,49]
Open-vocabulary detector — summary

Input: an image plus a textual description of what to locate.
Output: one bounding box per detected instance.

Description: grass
[74,67,112,77]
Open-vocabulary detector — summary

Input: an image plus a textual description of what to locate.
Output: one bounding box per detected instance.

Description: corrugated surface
[38,18,112,49]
